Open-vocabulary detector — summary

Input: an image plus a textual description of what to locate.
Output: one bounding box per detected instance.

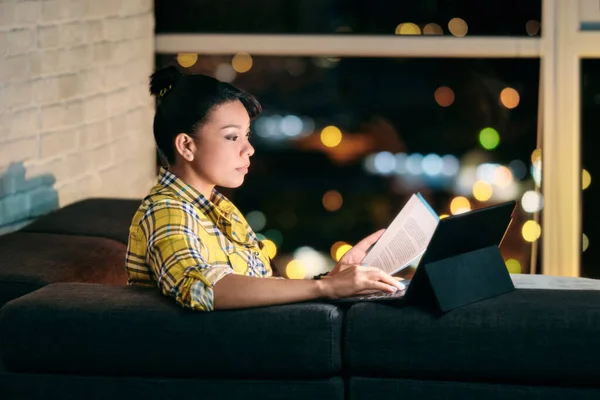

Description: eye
[225,135,239,142]
[246,131,253,140]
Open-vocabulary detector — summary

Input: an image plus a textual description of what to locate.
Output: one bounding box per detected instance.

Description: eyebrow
[220,124,244,130]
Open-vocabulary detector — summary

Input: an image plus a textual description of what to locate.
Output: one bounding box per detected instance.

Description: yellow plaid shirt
[125,167,273,311]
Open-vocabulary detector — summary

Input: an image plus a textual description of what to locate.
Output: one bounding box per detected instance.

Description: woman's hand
[329,229,385,276]
[317,265,405,299]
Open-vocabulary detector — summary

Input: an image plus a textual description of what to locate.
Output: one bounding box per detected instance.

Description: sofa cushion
[21,198,141,244]
[0,283,343,379]
[0,232,127,307]
[345,289,600,386]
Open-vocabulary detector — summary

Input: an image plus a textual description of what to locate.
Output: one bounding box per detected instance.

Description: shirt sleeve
[139,200,234,311]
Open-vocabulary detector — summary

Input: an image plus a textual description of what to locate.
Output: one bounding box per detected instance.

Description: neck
[168,163,215,199]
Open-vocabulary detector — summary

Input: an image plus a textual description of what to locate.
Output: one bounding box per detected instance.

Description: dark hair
[149,65,262,165]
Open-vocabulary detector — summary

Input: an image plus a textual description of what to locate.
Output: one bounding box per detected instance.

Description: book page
[361,194,439,275]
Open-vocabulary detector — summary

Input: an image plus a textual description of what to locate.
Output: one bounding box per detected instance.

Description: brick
[1,55,29,83]
[30,50,61,77]
[139,14,154,36]
[37,25,60,49]
[5,81,33,110]
[107,113,128,138]
[40,129,77,158]
[63,101,83,127]
[64,0,86,20]
[40,104,66,131]
[87,20,103,43]
[106,89,127,117]
[0,3,16,26]
[83,95,107,122]
[9,107,37,139]
[41,1,67,23]
[33,77,59,104]
[86,0,120,19]
[92,42,113,65]
[79,120,109,149]
[80,70,104,97]
[121,17,140,40]
[0,31,7,58]
[57,74,79,100]
[102,18,123,42]
[0,137,38,168]
[6,29,35,55]
[56,46,93,75]
[71,46,93,69]
[16,1,41,24]
[91,142,116,171]
[103,65,126,91]
[60,22,86,48]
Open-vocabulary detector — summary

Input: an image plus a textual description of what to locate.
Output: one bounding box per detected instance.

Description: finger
[352,229,386,253]
[365,269,406,291]
[363,281,400,294]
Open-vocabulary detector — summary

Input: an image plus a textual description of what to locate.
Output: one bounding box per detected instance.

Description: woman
[125,66,404,311]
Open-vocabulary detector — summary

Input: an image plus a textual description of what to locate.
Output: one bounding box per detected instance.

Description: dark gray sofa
[1,198,600,400]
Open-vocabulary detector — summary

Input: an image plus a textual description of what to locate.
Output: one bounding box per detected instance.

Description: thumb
[352,229,385,253]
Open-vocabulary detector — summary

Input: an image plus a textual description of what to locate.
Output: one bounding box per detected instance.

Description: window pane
[156,54,540,278]
[582,59,599,278]
[155,0,541,37]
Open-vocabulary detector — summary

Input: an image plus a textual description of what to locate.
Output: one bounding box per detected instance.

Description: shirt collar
[156,167,251,245]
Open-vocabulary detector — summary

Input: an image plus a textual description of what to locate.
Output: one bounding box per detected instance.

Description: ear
[173,133,196,161]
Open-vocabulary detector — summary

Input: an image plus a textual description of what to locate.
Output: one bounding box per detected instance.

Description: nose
[242,141,255,158]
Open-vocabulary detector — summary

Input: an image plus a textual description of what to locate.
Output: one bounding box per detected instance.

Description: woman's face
[187,100,255,191]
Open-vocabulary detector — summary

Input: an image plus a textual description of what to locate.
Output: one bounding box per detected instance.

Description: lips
[236,165,250,173]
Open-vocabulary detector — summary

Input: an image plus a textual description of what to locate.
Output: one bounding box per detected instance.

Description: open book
[361,193,439,275]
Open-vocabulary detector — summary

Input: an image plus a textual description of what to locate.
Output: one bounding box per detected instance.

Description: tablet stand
[405,244,515,313]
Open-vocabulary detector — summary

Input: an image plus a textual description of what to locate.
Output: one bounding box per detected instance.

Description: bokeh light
[335,243,353,261]
[521,190,544,213]
[479,127,500,150]
[448,18,468,37]
[395,23,421,35]
[522,220,541,242]
[583,234,590,252]
[526,20,541,36]
[450,196,471,214]
[505,258,522,273]
[472,180,493,201]
[434,86,455,107]
[320,125,342,147]
[583,169,592,190]
[423,23,443,35]
[176,53,198,68]
[493,166,513,187]
[500,87,520,109]
[246,210,266,231]
[232,52,253,73]
[322,190,343,212]
[286,260,306,279]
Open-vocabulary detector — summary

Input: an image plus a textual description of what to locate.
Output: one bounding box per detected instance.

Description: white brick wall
[0,0,156,207]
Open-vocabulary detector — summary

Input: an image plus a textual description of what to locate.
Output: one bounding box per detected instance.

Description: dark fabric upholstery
[0,232,127,307]
[0,282,343,379]
[21,198,142,244]
[349,378,600,400]
[345,289,600,386]
[0,372,343,400]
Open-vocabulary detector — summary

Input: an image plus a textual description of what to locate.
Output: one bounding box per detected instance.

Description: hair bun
[149,65,182,98]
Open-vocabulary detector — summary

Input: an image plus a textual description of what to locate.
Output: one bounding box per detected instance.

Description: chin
[219,178,245,189]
